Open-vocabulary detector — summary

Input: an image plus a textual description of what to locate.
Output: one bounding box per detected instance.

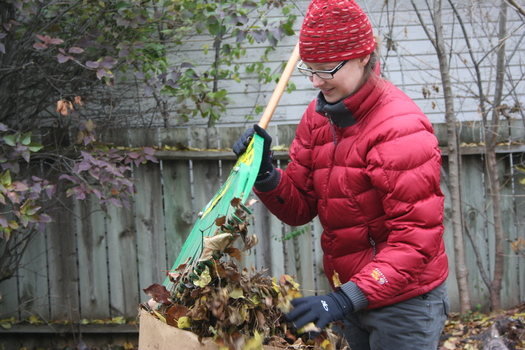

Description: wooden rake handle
[257,41,300,130]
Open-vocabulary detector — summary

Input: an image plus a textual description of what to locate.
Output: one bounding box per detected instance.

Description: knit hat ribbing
[299,0,376,62]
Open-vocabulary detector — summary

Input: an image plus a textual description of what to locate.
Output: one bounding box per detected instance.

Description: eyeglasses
[296,60,349,80]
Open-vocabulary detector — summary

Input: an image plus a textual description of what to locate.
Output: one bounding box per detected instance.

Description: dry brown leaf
[143,283,171,305]
[243,233,258,251]
[225,246,243,261]
[511,237,525,254]
[74,96,83,106]
[332,271,342,288]
[198,233,234,261]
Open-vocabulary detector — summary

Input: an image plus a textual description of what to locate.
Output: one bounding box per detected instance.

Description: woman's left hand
[285,291,353,337]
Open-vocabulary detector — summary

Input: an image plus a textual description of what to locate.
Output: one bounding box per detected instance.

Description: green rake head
[164,134,264,292]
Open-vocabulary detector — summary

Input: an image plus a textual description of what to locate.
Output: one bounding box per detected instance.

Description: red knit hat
[299,0,376,62]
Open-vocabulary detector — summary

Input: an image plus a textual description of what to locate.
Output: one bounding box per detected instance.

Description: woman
[234,0,449,348]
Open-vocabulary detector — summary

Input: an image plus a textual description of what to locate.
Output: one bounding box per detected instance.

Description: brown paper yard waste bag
[138,309,283,350]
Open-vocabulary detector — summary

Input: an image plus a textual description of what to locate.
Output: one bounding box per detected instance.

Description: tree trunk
[486,150,504,310]
[431,0,471,314]
[485,0,508,311]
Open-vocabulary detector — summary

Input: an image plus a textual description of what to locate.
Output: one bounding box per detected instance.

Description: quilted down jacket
[255,73,449,310]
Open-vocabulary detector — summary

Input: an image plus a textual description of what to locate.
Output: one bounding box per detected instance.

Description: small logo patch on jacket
[371,268,388,285]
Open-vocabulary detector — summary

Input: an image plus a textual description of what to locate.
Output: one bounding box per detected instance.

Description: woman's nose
[311,75,326,88]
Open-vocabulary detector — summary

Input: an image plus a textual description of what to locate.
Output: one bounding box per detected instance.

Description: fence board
[189,128,222,241]
[252,203,274,274]
[162,159,194,271]
[129,128,158,147]
[106,204,139,317]
[134,161,166,303]
[288,225,316,297]
[219,126,249,150]
[159,128,194,269]
[498,153,521,309]
[512,153,525,304]
[0,242,20,319]
[462,154,491,309]
[98,127,142,316]
[76,196,109,320]
[45,195,80,321]
[190,158,221,220]
[311,217,332,295]
[16,165,51,320]
[18,229,50,320]
[268,211,286,280]
[276,124,297,147]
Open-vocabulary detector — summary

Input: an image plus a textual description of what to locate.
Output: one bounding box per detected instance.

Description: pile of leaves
[141,198,349,350]
[439,303,525,350]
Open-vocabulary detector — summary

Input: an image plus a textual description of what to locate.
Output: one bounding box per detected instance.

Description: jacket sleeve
[351,113,446,307]
[254,109,319,227]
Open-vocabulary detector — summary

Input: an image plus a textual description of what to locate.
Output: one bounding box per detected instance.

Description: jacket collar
[315,73,384,128]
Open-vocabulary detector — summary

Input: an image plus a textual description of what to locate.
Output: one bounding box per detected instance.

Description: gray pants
[334,282,449,350]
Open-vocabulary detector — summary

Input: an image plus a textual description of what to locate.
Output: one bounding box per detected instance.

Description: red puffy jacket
[255,73,449,309]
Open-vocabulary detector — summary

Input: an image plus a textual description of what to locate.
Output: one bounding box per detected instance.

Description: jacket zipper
[369,235,377,259]
[328,117,338,145]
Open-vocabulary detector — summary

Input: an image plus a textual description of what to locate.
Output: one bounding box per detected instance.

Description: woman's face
[303,55,370,104]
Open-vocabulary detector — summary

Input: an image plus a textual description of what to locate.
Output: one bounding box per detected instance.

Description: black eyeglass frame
[296,60,349,80]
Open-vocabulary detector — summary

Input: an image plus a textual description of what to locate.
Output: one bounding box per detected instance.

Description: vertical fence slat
[509,120,525,305]
[128,129,167,300]
[76,196,109,319]
[134,162,166,302]
[219,126,247,150]
[46,195,80,321]
[311,217,331,295]
[17,159,49,320]
[499,154,520,309]
[462,155,491,309]
[106,204,139,317]
[287,225,316,297]
[268,213,286,280]
[100,128,142,316]
[253,203,275,274]
[276,124,298,146]
[512,153,525,303]
[189,125,221,241]
[18,229,50,320]
[162,159,194,271]
[0,244,20,318]
[159,128,193,270]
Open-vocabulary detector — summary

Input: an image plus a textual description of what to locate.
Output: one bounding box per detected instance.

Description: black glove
[285,291,353,337]
[232,124,274,180]
[232,127,255,158]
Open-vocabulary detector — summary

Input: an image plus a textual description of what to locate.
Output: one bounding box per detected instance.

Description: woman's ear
[359,54,371,67]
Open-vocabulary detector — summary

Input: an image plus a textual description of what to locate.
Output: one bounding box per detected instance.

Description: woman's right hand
[233,124,274,180]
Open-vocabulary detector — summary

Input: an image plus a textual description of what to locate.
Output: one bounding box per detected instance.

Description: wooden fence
[1,122,525,346]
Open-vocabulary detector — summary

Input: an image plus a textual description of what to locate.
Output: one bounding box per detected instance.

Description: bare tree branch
[507,0,525,18]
